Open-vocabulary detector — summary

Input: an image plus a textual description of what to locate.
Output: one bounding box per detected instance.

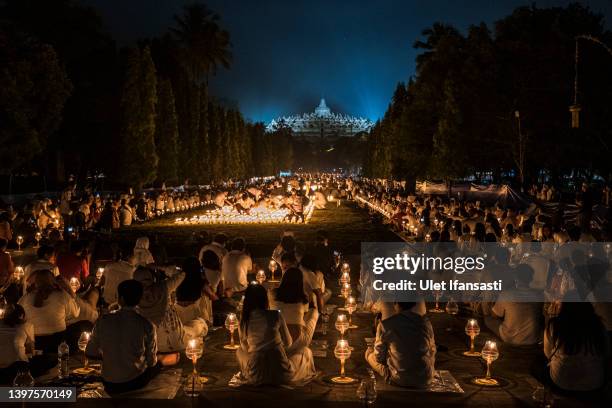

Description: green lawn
[115,201,400,260]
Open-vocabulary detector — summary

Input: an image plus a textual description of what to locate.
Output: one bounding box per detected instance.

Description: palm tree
[171,3,232,84]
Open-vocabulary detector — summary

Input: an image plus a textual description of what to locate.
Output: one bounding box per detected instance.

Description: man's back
[222,250,252,292]
[87,307,157,383]
[492,288,543,345]
[377,311,436,387]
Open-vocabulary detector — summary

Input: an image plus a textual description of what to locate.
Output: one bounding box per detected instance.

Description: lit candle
[14,266,24,280]
[464,319,481,357]
[339,271,350,285]
[224,313,239,350]
[333,339,352,380]
[335,314,349,338]
[256,270,266,284]
[476,340,500,385]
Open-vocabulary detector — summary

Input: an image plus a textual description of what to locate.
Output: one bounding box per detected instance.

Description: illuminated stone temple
[266,99,373,139]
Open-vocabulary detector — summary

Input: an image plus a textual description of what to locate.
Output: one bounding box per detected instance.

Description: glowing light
[174,201,316,225]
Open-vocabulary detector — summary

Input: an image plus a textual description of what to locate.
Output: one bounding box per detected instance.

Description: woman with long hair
[544,292,609,392]
[237,283,294,385]
[237,282,317,386]
[270,268,309,342]
[175,257,217,338]
[17,270,79,353]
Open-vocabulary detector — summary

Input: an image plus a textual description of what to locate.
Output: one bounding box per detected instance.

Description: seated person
[18,270,80,353]
[237,284,316,386]
[365,301,436,388]
[86,280,165,394]
[0,304,56,384]
[134,267,185,353]
[65,279,99,337]
[543,292,609,392]
[235,193,255,214]
[269,267,310,342]
[175,257,215,337]
[221,238,252,298]
[298,254,325,312]
[485,264,543,346]
[102,245,135,307]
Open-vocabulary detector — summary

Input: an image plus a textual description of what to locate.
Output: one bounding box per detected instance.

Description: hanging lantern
[569,104,581,129]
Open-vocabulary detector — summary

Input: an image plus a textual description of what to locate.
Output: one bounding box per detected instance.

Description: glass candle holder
[340,270,351,285]
[429,290,444,313]
[345,296,358,329]
[340,283,351,299]
[34,232,42,247]
[16,236,24,252]
[445,299,459,332]
[76,331,92,373]
[464,319,481,356]
[268,260,277,282]
[331,339,355,384]
[224,313,239,350]
[474,340,500,386]
[335,314,349,338]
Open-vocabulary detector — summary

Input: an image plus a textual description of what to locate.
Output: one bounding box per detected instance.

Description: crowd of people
[354,177,611,393]
[0,174,610,399]
[0,176,347,249]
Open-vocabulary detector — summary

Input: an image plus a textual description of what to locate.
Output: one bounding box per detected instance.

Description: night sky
[84,0,612,124]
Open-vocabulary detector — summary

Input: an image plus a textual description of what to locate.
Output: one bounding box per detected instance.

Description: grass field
[115,201,400,261]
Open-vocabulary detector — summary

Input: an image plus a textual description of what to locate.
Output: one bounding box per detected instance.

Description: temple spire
[315,98,331,116]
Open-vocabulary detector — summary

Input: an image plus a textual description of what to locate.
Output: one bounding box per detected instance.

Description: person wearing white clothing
[18,270,80,353]
[24,246,59,290]
[0,304,57,383]
[222,238,252,296]
[133,237,155,267]
[86,280,163,394]
[103,248,136,306]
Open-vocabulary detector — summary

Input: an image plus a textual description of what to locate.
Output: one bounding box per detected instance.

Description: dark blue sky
[84,0,612,123]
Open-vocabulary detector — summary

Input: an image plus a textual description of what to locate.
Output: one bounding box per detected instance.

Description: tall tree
[154,78,179,185]
[0,24,72,172]
[119,46,158,189]
[170,3,232,183]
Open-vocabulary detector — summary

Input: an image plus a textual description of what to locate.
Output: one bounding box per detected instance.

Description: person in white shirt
[86,280,164,394]
[24,246,59,289]
[0,304,57,383]
[133,237,154,267]
[199,234,228,263]
[102,247,136,307]
[119,199,133,227]
[485,264,543,346]
[222,238,252,297]
[236,193,255,214]
[237,283,316,386]
[134,267,185,353]
[542,292,609,392]
[18,270,80,353]
[297,254,324,312]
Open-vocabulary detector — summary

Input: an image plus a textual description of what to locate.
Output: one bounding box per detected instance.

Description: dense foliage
[0,0,293,190]
[363,4,612,188]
